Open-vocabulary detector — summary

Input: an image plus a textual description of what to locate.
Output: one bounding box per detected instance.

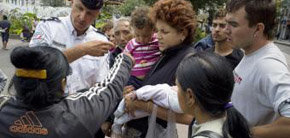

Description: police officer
[29,0,114,94]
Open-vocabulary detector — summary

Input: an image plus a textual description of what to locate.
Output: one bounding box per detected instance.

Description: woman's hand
[101,122,112,137]
[124,94,137,117]
[123,85,135,97]
[125,99,154,117]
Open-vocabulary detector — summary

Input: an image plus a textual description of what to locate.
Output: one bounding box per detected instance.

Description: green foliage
[95,9,114,29]
[190,0,227,12]
[194,27,207,42]
[137,0,227,25]
[8,9,37,35]
[143,0,156,5]
[141,0,227,13]
[118,0,147,16]
[41,0,65,7]
[95,0,147,29]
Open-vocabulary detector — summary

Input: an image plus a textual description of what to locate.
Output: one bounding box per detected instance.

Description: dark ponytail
[176,52,251,138]
[223,107,251,138]
[10,45,71,109]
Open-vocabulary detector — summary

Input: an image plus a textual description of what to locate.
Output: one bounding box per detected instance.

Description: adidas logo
[9,111,48,135]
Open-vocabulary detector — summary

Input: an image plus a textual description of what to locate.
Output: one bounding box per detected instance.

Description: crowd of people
[0,0,290,138]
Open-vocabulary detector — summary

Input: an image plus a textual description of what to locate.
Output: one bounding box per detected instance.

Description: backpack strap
[188,119,195,138]
[192,130,223,138]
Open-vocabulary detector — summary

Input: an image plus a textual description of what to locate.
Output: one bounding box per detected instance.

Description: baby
[123,6,161,89]
[112,84,182,135]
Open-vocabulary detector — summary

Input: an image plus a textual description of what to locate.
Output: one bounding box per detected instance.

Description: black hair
[10,45,71,109]
[81,0,103,10]
[176,52,251,138]
[226,0,276,40]
[3,15,8,20]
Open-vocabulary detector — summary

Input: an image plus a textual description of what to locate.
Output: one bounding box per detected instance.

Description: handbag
[146,105,178,138]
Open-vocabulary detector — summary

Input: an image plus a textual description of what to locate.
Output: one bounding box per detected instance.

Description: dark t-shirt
[0,20,11,34]
[206,47,244,69]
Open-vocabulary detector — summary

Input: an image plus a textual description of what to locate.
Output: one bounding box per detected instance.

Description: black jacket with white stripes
[0,53,133,138]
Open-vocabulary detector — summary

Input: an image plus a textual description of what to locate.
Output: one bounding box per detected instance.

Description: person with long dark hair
[0,45,134,138]
[176,52,251,138]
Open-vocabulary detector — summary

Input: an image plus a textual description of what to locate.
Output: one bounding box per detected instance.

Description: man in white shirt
[226,0,290,137]
[30,0,114,94]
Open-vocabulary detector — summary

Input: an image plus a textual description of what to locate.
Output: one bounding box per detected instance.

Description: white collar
[64,15,92,37]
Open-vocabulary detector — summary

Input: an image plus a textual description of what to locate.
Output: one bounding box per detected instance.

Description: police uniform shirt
[30,16,109,94]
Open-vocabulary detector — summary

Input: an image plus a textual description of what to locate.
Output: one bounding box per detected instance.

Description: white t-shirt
[232,42,290,127]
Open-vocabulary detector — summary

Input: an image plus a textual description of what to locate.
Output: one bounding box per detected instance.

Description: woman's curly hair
[150,0,197,44]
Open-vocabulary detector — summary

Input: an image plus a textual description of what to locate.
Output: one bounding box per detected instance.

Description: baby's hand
[140,60,147,64]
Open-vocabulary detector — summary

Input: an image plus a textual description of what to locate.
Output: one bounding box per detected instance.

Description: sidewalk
[274,39,290,47]
[0,39,28,95]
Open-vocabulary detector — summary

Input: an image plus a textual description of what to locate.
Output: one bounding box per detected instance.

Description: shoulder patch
[40,17,61,23]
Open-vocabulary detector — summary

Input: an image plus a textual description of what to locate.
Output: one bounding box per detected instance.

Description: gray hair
[113,16,131,32]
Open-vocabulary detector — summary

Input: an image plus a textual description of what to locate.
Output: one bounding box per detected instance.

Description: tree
[118,0,146,16]
[143,0,227,25]
[189,0,227,12]
[41,0,65,7]
[143,0,227,13]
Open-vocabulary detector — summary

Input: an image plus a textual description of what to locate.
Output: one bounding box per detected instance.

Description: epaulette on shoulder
[40,17,61,23]
[93,28,109,40]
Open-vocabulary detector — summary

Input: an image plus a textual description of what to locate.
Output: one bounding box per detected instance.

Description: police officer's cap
[81,0,103,10]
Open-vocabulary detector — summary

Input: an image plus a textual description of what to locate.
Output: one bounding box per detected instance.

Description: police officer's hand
[82,40,114,56]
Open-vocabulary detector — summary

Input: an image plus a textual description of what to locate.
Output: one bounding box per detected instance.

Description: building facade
[2,0,70,6]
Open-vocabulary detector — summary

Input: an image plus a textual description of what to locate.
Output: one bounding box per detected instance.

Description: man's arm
[252,117,290,138]
[253,59,290,138]
[30,21,114,63]
[64,40,114,63]
[66,53,134,132]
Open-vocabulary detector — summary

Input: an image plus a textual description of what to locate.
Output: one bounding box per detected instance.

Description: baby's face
[133,26,154,44]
